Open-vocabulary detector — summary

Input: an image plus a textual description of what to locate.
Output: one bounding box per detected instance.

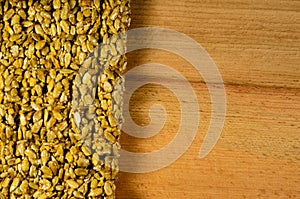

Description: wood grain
[116,0,300,198]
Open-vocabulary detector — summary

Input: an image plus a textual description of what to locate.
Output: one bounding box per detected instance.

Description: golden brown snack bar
[0,0,130,198]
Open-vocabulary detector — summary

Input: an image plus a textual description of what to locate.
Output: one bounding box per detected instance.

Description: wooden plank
[116,0,300,198]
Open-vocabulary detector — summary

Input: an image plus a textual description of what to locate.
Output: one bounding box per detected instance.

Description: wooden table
[116,0,300,198]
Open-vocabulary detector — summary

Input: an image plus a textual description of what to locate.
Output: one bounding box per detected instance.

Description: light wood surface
[116,0,300,198]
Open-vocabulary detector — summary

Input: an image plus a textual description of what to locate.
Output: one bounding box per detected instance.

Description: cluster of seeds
[0,0,130,198]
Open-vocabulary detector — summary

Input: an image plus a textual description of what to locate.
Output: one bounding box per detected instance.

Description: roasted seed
[36,40,46,50]
[41,150,50,165]
[81,145,92,156]
[90,188,103,197]
[104,181,113,196]
[19,180,29,194]
[4,9,15,21]
[10,177,21,192]
[66,179,79,189]
[32,119,43,133]
[60,20,70,34]
[53,0,61,9]
[41,166,53,178]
